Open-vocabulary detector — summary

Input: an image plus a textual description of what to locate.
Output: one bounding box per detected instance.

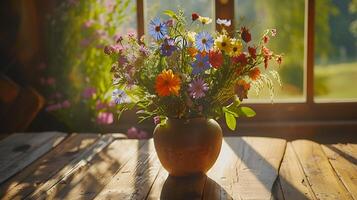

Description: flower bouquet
[104,10,282,176]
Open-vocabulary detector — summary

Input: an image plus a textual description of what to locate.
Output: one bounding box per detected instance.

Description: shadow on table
[160,174,232,200]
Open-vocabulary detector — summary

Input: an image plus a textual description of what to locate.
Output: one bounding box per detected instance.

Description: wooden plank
[278,142,315,200]
[205,137,245,200]
[0,133,100,200]
[146,168,168,200]
[292,140,353,200]
[94,140,161,200]
[0,132,66,184]
[271,178,285,200]
[321,143,357,199]
[229,137,286,200]
[34,137,144,199]
[25,134,117,199]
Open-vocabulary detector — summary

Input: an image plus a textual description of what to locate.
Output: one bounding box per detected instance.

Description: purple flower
[139,45,149,56]
[114,34,123,43]
[191,54,210,75]
[216,18,231,27]
[148,17,168,40]
[160,38,176,56]
[112,89,129,104]
[118,55,128,66]
[165,19,174,27]
[188,78,209,99]
[195,32,214,52]
[96,112,114,125]
[80,38,91,47]
[127,127,149,139]
[82,87,96,99]
[153,116,161,125]
[95,100,107,110]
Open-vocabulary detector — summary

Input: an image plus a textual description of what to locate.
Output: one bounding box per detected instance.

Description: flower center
[221,42,226,47]
[202,38,207,44]
[233,47,238,52]
[155,26,161,32]
[198,61,204,68]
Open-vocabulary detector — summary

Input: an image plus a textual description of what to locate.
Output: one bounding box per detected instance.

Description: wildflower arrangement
[105,10,282,130]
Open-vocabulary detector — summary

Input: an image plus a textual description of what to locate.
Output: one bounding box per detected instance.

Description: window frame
[135,0,357,126]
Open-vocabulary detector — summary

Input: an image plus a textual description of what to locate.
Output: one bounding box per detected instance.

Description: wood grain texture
[26,134,116,199]
[0,132,66,185]
[321,143,357,199]
[292,140,353,200]
[94,139,160,200]
[278,143,315,200]
[0,133,100,200]
[206,137,244,200]
[33,135,139,200]
[229,137,286,200]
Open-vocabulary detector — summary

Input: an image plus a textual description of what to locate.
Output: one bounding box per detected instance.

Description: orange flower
[249,67,260,80]
[155,69,181,97]
[187,47,198,57]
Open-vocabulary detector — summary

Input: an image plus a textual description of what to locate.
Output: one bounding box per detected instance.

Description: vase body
[153,118,223,177]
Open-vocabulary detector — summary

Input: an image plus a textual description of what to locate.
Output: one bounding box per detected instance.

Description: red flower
[234,80,251,101]
[209,50,223,69]
[232,52,248,67]
[263,35,269,44]
[241,27,252,43]
[276,55,283,65]
[248,46,257,59]
[249,67,260,80]
[262,46,273,69]
[192,13,199,21]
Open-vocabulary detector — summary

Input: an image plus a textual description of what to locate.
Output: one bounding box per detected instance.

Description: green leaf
[222,106,238,117]
[225,112,236,131]
[237,107,256,117]
[163,10,176,18]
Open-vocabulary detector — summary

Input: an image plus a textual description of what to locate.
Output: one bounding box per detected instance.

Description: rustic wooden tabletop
[0,132,356,199]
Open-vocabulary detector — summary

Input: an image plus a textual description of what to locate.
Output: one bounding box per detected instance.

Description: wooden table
[0,132,356,199]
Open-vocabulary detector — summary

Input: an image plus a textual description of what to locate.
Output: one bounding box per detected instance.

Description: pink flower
[62,100,71,108]
[82,87,96,99]
[83,20,95,28]
[95,100,107,110]
[153,116,161,125]
[188,78,209,99]
[45,103,62,112]
[96,112,114,125]
[47,77,56,86]
[80,38,91,47]
[127,127,148,139]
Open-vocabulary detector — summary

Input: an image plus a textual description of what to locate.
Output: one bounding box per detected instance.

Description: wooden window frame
[135,0,357,133]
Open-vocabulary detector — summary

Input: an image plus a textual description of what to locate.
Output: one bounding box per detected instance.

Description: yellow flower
[214,34,232,53]
[187,31,196,43]
[230,39,243,56]
[198,16,212,25]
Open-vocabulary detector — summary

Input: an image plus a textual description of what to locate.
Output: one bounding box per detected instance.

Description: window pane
[235,0,305,101]
[314,0,357,101]
[144,0,215,33]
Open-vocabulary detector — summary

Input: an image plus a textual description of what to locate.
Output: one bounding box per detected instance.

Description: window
[314,0,357,101]
[235,0,305,101]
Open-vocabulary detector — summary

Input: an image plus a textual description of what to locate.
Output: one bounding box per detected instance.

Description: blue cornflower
[191,54,210,75]
[148,17,168,40]
[112,89,129,104]
[160,38,177,56]
[195,31,214,52]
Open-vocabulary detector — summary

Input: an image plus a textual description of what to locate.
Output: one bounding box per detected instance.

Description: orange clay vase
[153,118,223,177]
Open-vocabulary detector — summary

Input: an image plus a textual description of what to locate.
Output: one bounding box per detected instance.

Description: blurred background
[0,0,356,138]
